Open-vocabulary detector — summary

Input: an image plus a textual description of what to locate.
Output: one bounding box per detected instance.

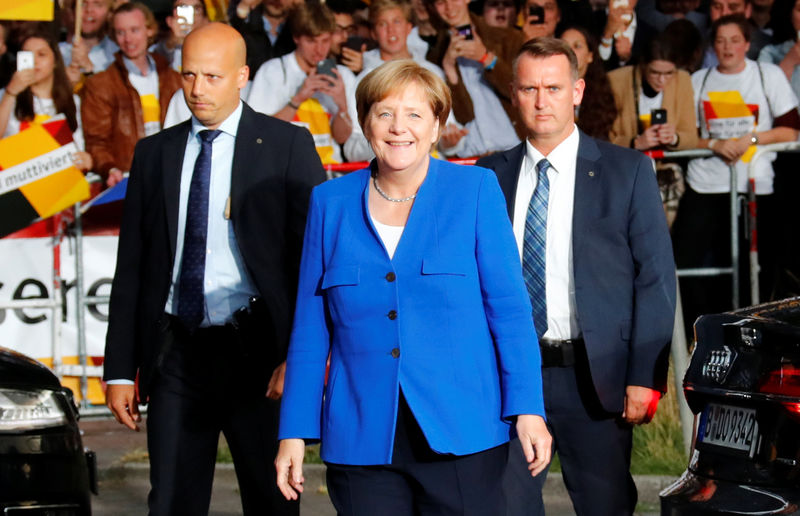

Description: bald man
[103,22,326,516]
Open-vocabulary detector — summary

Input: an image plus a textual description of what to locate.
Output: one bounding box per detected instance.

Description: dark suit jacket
[103,103,326,398]
[230,5,295,79]
[476,132,676,412]
[592,11,656,71]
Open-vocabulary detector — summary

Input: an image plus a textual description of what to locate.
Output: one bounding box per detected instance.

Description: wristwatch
[750,133,759,145]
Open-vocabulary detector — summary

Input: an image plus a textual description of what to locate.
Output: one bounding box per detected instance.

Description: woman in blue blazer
[275,60,550,515]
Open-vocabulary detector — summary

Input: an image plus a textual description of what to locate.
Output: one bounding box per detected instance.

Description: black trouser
[672,187,777,337]
[325,392,508,516]
[504,343,636,516]
[145,317,297,516]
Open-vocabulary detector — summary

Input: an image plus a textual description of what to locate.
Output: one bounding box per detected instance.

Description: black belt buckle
[539,338,578,368]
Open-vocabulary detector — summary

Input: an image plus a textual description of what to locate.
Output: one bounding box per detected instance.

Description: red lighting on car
[758,363,800,397]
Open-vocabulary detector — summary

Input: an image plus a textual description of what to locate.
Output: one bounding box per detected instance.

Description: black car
[661,297,800,515]
[0,346,96,515]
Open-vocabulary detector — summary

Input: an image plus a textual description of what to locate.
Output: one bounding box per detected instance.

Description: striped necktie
[522,158,550,340]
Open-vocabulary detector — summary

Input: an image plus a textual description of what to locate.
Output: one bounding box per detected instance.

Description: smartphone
[611,0,628,7]
[528,5,545,24]
[316,58,337,78]
[17,50,34,71]
[344,35,367,51]
[176,4,195,25]
[651,108,667,125]
[455,23,474,40]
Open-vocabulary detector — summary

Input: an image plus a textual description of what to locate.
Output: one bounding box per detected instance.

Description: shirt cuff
[106,379,135,385]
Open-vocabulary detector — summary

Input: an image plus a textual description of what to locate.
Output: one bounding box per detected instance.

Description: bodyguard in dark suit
[103,23,325,515]
[477,38,675,515]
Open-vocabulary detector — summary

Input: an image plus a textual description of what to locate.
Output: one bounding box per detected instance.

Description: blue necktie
[522,158,550,340]
[177,129,221,331]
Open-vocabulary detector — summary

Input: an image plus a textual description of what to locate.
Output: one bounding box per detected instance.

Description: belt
[539,338,583,368]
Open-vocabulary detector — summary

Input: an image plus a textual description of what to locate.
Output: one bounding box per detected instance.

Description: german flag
[0,0,54,20]
[0,116,89,238]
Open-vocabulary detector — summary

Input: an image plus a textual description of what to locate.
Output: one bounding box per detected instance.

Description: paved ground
[81,417,671,515]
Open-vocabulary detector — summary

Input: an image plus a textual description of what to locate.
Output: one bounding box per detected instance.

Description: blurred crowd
[2,0,800,325]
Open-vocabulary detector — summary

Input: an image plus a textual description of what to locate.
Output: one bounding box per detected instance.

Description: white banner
[0,235,117,403]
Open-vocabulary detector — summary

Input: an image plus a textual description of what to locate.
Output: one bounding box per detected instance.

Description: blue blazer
[279,158,545,465]
[477,132,677,413]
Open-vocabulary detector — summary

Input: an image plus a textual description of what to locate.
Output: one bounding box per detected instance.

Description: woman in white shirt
[0,29,92,171]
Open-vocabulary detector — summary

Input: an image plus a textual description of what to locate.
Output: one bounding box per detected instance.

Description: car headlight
[0,388,69,431]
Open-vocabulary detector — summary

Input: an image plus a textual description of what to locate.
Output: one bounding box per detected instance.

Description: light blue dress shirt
[164,101,258,326]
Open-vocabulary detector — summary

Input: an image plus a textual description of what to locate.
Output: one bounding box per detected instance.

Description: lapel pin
[588,171,595,177]
[256,138,263,144]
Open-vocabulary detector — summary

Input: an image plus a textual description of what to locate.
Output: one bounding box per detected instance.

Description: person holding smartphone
[608,34,698,150]
[152,0,210,72]
[0,29,93,172]
[521,0,560,41]
[248,2,358,164]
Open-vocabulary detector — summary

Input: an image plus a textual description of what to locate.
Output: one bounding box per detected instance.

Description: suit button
[391,348,400,358]
[385,272,396,282]
[387,310,397,320]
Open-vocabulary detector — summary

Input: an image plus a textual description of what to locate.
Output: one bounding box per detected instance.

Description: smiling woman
[275,59,551,515]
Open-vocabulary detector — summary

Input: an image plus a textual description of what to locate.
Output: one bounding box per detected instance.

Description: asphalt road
[80,417,667,515]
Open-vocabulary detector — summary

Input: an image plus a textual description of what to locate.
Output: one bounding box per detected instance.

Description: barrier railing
[0,217,66,379]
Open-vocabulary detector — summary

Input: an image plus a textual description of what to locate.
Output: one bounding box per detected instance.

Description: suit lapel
[230,104,263,228]
[163,121,191,262]
[494,143,526,221]
[572,132,603,258]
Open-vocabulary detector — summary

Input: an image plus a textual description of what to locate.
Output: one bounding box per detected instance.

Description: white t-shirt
[637,90,663,128]
[690,59,798,194]
[0,90,86,150]
[247,52,359,164]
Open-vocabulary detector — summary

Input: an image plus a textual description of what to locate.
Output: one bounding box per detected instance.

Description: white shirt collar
[523,124,580,178]
[190,100,243,139]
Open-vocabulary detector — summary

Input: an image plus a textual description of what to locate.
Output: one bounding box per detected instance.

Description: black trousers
[325,392,508,516]
[504,347,636,516]
[145,317,297,516]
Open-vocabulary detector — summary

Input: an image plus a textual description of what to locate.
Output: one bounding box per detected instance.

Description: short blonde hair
[369,0,413,24]
[356,59,451,137]
[112,2,158,45]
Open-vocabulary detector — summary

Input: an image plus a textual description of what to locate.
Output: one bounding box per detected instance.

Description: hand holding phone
[175,5,195,35]
[316,58,337,78]
[17,51,34,71]
[455,24,474,40]
[527,5,545,24]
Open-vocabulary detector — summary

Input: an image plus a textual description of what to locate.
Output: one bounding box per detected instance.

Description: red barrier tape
[325,157,479,173]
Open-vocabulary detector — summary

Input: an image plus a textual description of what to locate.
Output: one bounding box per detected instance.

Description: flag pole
[74,0,83,44]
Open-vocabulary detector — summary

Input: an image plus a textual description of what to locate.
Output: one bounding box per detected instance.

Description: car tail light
[0,388,68,431]
[757,362,800,397]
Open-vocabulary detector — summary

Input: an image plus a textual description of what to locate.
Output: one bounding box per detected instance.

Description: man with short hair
[701,0,771,67]
[477,37,676,515]
[60,0,119,82]
[425,0,525,155]
[103,21,325,516]
[81,2,182,187]
[327,0,366,74]
[247,1,358,165]
[231,0,298,79]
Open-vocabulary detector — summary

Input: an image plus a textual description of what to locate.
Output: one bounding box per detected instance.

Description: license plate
[697,402,759,457]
